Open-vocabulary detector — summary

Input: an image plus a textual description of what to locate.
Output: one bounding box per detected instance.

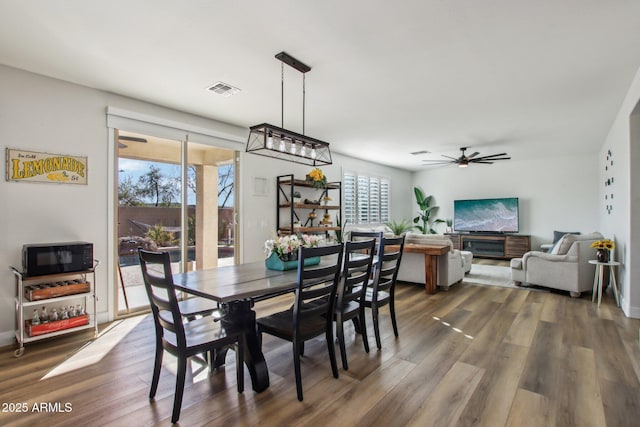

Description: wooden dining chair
[256,243,344,401]
[138,249,244,424]
[333,238,376,369]
[349,231,384,250]
[362,235,405,350]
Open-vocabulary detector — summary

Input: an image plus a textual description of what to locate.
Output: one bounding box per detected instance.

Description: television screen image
[453,197,519,233]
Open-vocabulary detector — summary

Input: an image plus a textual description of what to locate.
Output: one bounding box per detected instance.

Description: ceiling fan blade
[474,152,508,159]
[441,155,458,160]
[471,160,494,164]
[422,160,454,164]
[118,136,148,143]
[466,151,480,159]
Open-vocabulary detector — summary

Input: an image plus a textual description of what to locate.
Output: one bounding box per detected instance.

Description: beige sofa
[397,233,473,290]
[510,232,603,297]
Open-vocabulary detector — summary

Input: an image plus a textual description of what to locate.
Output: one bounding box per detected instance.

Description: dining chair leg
[390,297,399,338]
[293,341,304,401]
[358,312,370,353]
[335,314,349,370]
[150,340,163,398]
[326,325,339,378]
[172,356,187,423]
[351,317,361,333]
[236,340,245,393]
[372,305,382,350]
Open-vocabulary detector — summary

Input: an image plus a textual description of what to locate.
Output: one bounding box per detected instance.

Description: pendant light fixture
[246,52,332,166]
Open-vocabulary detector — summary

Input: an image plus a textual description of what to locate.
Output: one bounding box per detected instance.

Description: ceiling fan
[422,147,510,168]
[118,135,148,149]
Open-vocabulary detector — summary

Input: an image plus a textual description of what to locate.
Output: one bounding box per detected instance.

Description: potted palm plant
[385,219,413,236]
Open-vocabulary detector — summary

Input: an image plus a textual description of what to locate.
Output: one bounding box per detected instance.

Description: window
[343,172,390,225]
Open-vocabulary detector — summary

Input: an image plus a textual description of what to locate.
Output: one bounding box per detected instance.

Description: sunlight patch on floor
[432,316,474,340]
[41,315,146,380]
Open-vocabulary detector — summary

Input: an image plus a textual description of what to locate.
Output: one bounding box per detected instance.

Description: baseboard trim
[620,295,640,319]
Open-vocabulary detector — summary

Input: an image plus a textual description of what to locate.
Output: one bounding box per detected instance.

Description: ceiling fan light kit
[422,147,510,167]
[246,52,332,166]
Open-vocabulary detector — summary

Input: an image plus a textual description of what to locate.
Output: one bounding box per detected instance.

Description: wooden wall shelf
[277,174,342,239]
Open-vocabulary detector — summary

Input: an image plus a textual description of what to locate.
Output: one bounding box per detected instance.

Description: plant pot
[265,252,321,271]
[596,249,609,263]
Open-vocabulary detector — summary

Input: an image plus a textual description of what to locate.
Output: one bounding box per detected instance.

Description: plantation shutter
[369,177,380,223]
[380,178,390,223]
[343,172,357,225]
[357,175,370,223]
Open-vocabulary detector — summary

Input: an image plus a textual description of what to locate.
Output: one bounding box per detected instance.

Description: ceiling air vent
[410,150,431,155]
[207,81,241,97]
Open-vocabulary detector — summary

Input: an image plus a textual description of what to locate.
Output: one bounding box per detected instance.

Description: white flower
[264,234,325,259]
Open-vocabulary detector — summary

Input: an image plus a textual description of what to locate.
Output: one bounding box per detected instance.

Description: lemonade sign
[6,149,87,184]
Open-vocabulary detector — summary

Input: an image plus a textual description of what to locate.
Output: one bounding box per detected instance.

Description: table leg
[610,267,620,307]
[592,266,599,303]
[598,265,604,307]
[221,300,269,392]
[424,254,437,294]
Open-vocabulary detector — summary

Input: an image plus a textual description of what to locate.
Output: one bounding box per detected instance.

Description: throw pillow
[554,233,582,255]
[550,237,564,255]
[553,230,580,243]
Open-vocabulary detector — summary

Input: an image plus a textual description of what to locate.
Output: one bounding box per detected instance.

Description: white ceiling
[1,1,639,171]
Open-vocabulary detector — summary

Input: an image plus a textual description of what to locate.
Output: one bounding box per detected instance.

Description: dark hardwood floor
[1,265,639,426]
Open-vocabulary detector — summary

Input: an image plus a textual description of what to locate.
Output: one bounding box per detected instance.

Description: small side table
[589,260,620,307]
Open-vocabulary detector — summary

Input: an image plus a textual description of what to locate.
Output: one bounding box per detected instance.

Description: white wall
[0,64,412,345]
[601,64,640,318]
[412,154,599,250]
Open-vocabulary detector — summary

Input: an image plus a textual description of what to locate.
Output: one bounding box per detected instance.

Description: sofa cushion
[510,258,523,269]
[553,230,580,244]
[552,232,603,255]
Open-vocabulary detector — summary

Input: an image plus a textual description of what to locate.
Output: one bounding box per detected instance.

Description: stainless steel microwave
[22,241,93,277]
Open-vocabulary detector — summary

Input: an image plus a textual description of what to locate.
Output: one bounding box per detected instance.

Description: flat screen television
[453,197,519,233]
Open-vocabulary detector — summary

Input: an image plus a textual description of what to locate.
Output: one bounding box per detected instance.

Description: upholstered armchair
[397,233,472,290]
[510,232,603,297]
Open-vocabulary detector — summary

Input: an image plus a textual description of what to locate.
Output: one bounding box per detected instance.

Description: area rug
[463,263,550,292]
[463,263,515,288]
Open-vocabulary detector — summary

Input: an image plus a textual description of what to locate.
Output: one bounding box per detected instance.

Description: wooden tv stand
[445,233,530,260]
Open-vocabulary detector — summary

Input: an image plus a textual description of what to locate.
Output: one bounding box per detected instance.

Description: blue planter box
[265,252,320,271]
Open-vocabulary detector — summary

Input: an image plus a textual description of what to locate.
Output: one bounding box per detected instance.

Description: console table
[445,233,530,260]
[398,243,451,294]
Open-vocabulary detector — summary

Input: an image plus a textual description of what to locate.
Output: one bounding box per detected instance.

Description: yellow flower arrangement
[305,168,327,188]
[591,239,615,250]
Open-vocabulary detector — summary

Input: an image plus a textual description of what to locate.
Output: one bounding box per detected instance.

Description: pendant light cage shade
[246,123,332,167]
[246,51,332,166]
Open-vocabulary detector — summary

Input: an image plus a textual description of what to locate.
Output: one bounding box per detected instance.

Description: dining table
[172,260,305,393]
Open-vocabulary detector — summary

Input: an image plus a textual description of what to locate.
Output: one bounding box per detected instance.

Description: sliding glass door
[115,130,236,314]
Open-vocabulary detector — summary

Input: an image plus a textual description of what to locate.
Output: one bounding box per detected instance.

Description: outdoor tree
[118,176,143,206]
[137,165,178,207]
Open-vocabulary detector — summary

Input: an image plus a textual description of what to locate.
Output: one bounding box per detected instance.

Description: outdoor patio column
[196,164,218,269]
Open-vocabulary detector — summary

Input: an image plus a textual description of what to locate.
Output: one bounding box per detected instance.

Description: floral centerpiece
[264,234,324,270]
[306,168,327,189]
[591,239,615,262]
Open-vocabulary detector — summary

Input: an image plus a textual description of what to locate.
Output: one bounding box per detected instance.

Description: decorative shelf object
[276,174,342,239]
